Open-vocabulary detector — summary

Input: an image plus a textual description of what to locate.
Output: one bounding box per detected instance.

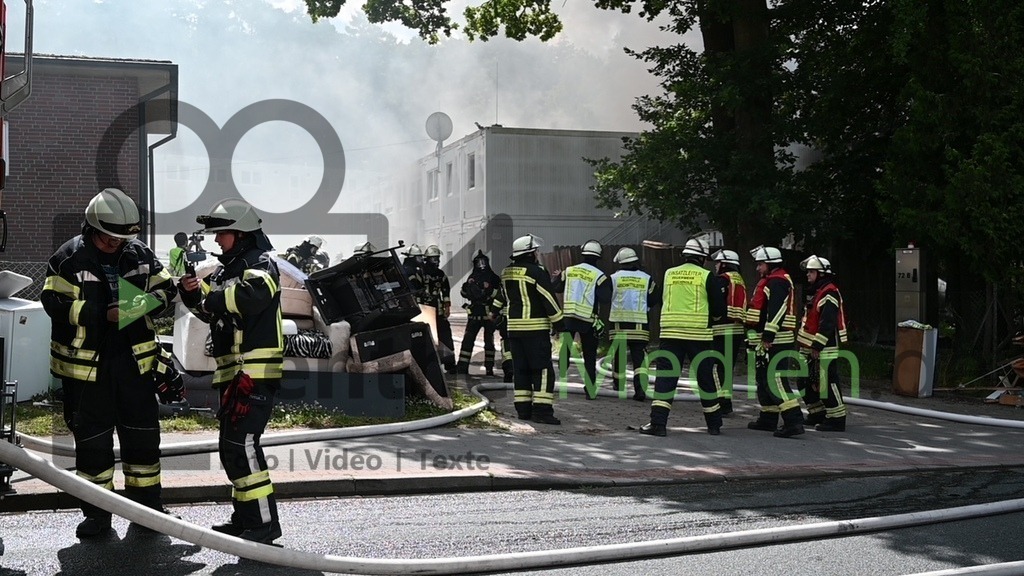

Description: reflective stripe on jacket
[745,268,797,344]
[501,260,562,334]
[562,263,603,322]
[660,263,713,341]
[41,235,176,382]
[797,281,848,350]
[182,248,284,386]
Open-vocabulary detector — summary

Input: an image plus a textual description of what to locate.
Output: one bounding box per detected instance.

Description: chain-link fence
[0,262,47,300]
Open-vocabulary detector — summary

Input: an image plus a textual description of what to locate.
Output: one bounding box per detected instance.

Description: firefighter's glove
[122,294,151,323]
[754,343,770,370]
[156,377,186,404]
[217,371,255,424]
[593,318,606,339]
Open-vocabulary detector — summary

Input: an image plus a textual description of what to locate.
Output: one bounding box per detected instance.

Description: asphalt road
[2,469,1024,575]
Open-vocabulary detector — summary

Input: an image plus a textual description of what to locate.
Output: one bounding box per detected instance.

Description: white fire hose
[2,438,1023,574]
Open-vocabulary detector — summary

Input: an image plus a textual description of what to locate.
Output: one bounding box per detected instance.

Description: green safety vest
[609,270,650,324]
[660,263,712,341]
[563,263,602,321]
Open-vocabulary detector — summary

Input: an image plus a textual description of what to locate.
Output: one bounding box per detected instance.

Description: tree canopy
[304,0,1024,293]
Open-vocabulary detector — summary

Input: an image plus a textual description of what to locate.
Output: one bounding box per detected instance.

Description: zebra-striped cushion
[205,329,332,359]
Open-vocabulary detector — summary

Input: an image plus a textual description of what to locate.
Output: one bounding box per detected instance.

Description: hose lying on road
[2,438,1023,575]
[16,379,685,459]
[907,562,1024,576]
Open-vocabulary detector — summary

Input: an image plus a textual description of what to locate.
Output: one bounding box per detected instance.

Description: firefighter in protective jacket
[501,234,564,424]
[422,244,456,372]
[558,240,612,399]
[42,188,179,538]
[639,237,726,436]
[710,249,747,415]
[797,255,849,431]
[456,250,505,376]
[744,245,805,438]
[608,247,661,401]
[179,198,284,544]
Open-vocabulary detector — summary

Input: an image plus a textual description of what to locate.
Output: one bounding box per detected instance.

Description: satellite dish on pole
[425,112,453,143]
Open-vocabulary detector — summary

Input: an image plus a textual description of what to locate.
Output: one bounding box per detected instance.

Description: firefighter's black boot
[502,360,514,383]
[454,362,470,375]
[212,512,246,536]
[531,404,561,425]
[705,412,723,436]
[815,416,846,432]
[76,514,113,539]
[239,520,282,544]
[485,362,495,377]
[514,401,532,421]
[774,408,805,438]
[639,422,667,437]
[718,398,733,416]
[747,412,778,432]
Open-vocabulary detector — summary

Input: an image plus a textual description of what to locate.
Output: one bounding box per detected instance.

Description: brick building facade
[1,55,177,296]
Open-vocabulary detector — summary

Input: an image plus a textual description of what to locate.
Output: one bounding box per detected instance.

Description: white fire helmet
[800,254,827,271]
[304,235,324,249]
[85,188,141,239]
[613,247,639,264]
[750,245,783,264]
[511,234,542,257]
[711,249,740,266]
[681,237,710,258]
[581,240,603,257]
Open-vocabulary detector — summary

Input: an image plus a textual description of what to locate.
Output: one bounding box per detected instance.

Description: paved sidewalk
[6,361,1024,513]
[6,311,1024,512]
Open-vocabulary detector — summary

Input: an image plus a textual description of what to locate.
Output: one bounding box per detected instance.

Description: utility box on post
[895,246,928,323]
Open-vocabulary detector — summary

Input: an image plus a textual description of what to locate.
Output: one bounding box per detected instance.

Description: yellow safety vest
[563,263,602,322]
[660,263,712,341]
[609,270,650,324]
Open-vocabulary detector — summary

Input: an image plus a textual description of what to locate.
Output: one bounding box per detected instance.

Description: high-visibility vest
[563,263,603,322]
[609,270,651,324]
[660,263,712,341]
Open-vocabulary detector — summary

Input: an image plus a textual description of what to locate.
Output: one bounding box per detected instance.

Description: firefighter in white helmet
[744,245,804,438]
[710,249,747,415]
[283,234,327,275]
[638,237,726,436]
[501,234,564,424]
[607,247,661,401]
[421,244,457,372]
[797,255,849,431]
[557,240,612,399]
[178,198,284,544]
[41,188,180,538]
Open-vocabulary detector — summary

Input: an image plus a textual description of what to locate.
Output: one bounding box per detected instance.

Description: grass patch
[14,386,491,436]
